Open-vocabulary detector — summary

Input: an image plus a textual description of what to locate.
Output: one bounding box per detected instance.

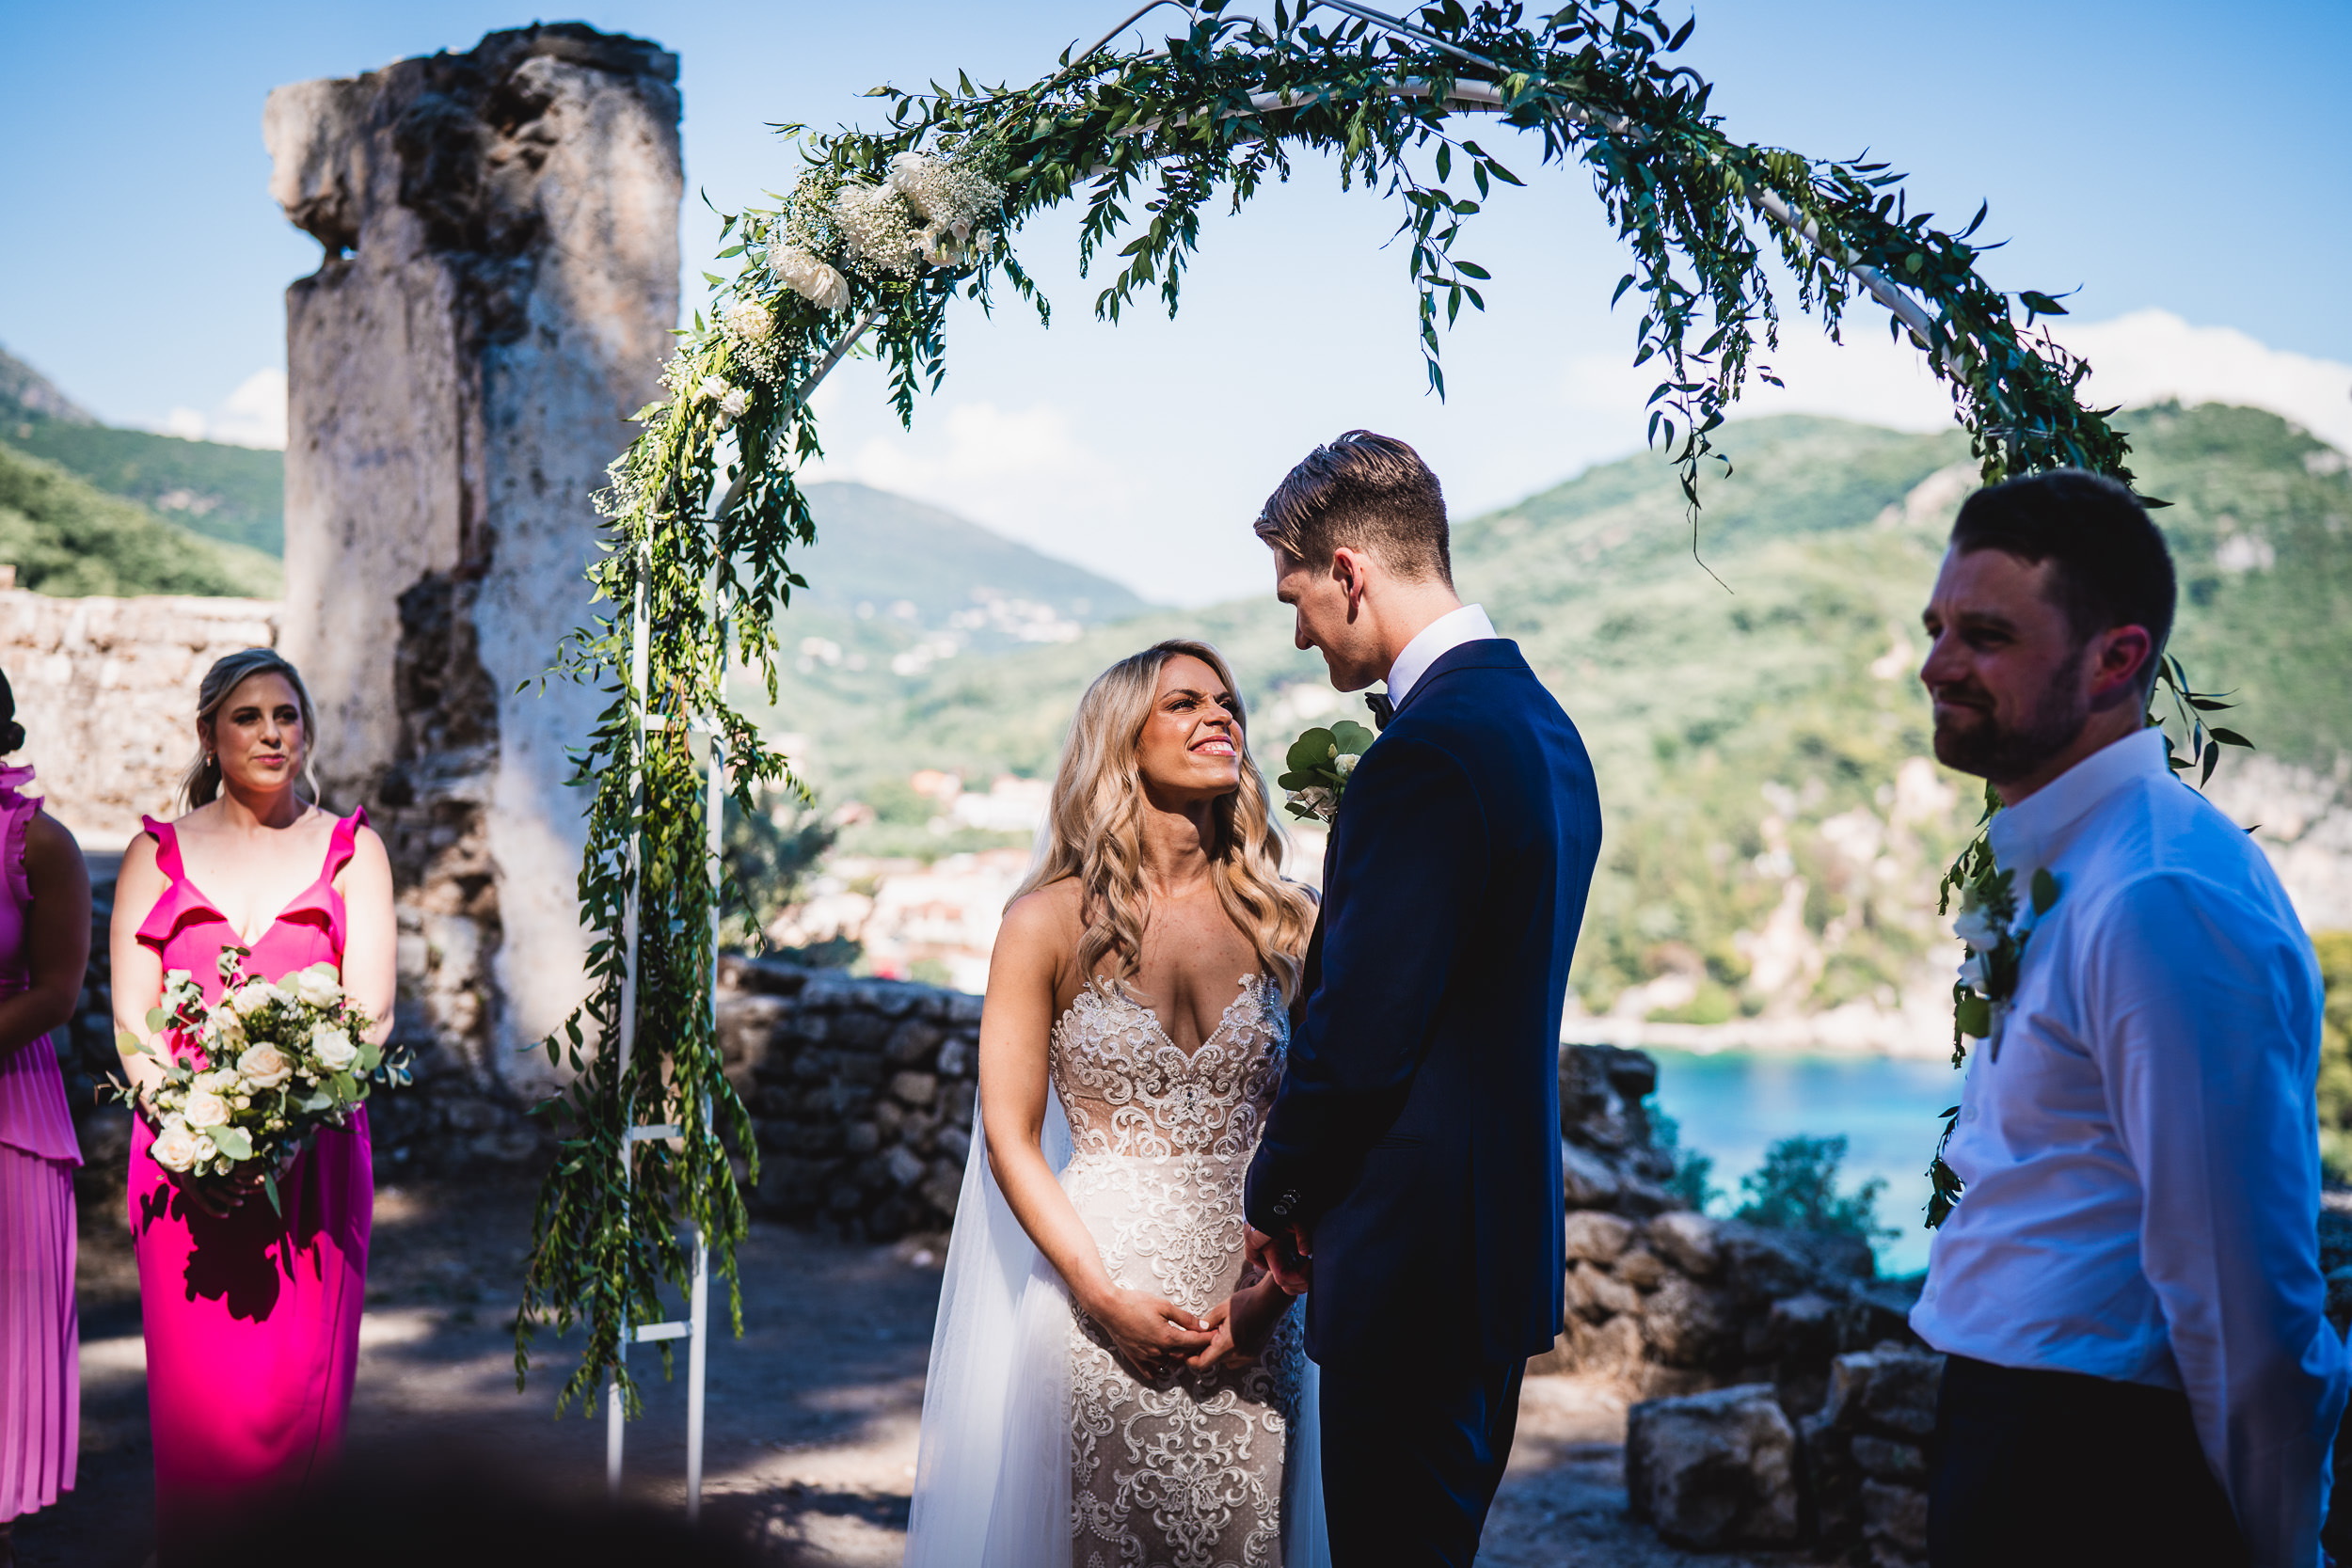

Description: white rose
[694,375,727,406]
[237,1042,294,1091]
[193,1068,239,1096]
[183,1089,231,1130]
[289,964,343,1008]
[1957,950,1993,994]
[312,1027,359,1073]
[151,1123,200,1173]
[191,1133,217,1165]
[718,387,751,422]
[230,980,290,1017]
[1334,753,1359,776]
[1951,905,2004,951]
[767,242,850,312]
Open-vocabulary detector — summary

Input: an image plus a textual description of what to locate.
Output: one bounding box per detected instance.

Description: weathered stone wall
[265,24,681,1101]
[718,956,982,1240]
[0,589,281,847]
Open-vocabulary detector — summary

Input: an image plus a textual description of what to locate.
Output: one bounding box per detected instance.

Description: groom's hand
[1246,1224,1312,1295]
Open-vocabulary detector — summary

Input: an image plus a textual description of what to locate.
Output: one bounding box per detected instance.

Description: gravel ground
[15,1171,1802,1567]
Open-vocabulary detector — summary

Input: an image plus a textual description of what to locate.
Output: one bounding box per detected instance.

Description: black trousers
[1928,1354,2247,1568]
[1318,1356,1524,1567]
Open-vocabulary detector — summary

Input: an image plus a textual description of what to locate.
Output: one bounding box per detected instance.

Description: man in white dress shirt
[1908,469,2348,1566]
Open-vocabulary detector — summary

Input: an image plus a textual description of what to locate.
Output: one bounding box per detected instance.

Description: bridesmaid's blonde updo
[178,648,323,810]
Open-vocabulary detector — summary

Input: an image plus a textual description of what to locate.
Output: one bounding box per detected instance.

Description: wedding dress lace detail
[1052,976,1306,1568]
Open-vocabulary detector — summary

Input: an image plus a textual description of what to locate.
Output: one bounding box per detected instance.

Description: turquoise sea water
[1646,1049,1967,1277]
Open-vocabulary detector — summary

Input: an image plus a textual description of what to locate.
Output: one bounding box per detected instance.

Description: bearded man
[1909,469,2348,1566]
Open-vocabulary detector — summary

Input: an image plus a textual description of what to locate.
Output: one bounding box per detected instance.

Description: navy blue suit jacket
[1245,639,1601,1371]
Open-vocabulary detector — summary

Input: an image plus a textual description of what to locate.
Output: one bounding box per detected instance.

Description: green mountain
[793,481,1149,629]
[0,442,282,598]
[747,405,2352,1014]
[0,344,286,556]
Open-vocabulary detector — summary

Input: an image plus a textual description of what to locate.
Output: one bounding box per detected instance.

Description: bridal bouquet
[1278,721,1376,824]
[115,948,406,1212]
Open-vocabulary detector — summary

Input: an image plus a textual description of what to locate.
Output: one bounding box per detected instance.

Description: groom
[1243,431,1602,1565]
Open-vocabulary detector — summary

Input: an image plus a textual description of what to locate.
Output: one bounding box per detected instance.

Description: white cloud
[155,368,286,449]
[1603,307,2352,454]
[2063,310,2352,455]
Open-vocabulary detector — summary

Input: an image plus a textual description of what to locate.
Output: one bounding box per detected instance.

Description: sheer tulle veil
[903,1087,1330,1566]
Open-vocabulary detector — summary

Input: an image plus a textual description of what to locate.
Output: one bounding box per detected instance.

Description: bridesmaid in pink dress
[109,650,394,1559]
[0,673,90,1568]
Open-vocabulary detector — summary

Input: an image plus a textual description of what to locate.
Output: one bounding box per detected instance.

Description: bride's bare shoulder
[998,876,1083,948]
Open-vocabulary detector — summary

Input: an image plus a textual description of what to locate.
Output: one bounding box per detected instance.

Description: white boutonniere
[1928,858,2059,1227]
[1277,720,1375,824]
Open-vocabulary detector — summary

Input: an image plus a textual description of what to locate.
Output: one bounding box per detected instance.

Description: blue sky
[4,0,2347,601]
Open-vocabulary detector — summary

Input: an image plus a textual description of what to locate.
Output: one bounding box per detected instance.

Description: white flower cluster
[722,298,789,382]
[768,241,851,312]
[886,151,1002,265]
[830,181,929,277]
[130,959,400,1182]
[1952,898,2006,995]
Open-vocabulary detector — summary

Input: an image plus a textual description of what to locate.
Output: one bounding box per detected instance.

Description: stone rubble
[1626,1383,1802,1548]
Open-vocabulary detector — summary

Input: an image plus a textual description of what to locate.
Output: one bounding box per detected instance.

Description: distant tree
[1733,1133,1893,1243]
[1647,1101,1721,1212]
[723,788,855,968]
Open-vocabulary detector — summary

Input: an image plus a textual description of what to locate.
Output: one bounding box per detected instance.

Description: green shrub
[1648,1102,1721,1212]
[2314,932,2352,1180]
[1732,1132,1893,1243]
[724,788,855,968]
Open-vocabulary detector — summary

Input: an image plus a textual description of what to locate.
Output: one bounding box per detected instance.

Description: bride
[906,639,1327,1568]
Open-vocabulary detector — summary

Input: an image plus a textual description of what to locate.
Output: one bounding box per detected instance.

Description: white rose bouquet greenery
[112,946,407,1214]
[1277,721,1376,825]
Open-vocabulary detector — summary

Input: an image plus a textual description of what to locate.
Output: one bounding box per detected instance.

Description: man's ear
[2088,624,2155,710]
[1330,546,1370,616]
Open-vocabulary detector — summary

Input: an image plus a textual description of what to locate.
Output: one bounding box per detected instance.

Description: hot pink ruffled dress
[0,764,80,1526]
[130,809,373,1553]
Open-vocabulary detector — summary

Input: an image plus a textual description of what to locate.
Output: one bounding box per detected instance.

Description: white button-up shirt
[1383,602,1496,708]
[1912,728,2349,1565]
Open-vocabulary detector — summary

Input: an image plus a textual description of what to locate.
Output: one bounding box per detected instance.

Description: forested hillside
[744,405,2352,1017]
[0,443,281,598]
[1,343,287,561]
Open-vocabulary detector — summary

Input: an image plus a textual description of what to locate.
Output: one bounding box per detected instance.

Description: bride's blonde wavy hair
[1012,640,1317,1005]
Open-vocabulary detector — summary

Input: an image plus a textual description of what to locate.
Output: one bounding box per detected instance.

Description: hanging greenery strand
[514,0,2245,1409]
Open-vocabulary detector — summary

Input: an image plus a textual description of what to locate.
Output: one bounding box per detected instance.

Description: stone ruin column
[263,25,680,1129]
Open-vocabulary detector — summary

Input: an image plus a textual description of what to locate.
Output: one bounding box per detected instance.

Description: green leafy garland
[513,0,2208,1408]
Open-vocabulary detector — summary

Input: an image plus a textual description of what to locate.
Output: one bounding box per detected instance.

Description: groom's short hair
[1256,430,1452,583]
[1950,468,2175,692]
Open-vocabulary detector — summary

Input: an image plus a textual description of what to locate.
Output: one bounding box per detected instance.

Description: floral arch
[511,0,2243,1417]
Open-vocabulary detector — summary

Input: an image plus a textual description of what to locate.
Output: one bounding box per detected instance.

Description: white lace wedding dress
[905,974,1329,1568]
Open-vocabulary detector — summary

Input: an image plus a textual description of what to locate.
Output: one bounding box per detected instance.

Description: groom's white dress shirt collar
[1910,725,2348,1566]
[1383,602,1496,708]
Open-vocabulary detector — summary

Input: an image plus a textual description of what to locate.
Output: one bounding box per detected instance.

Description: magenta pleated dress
[0,764,81,1526]
[130,809,373,1554]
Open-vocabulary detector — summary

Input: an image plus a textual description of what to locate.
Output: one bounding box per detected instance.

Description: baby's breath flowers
[830,182,927,277]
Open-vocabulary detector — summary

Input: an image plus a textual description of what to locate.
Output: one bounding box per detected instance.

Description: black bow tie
[1366,692,1394,731]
